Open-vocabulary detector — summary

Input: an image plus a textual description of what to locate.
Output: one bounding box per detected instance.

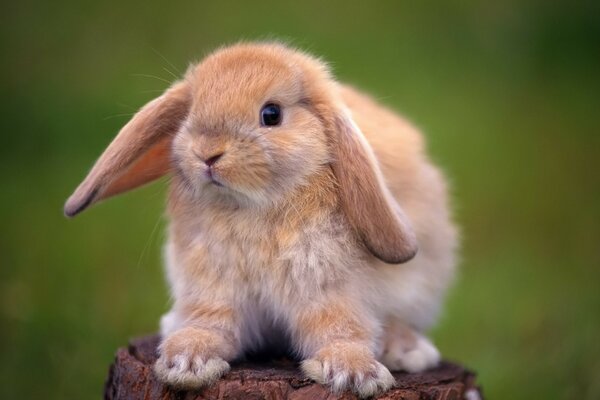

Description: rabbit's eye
[260,103,282,126]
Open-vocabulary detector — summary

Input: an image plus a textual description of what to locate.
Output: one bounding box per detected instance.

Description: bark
[104,335,482,400]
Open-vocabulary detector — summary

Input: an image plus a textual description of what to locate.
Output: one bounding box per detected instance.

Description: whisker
[136,213,163,270]
[116,102,137,111]
[162,67,179,80]
[102,112,135,121]
[149,46,183,75]
[131,73,172,85]
[140,89,167,94]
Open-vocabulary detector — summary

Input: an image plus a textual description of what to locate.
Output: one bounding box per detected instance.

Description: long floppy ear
[329,110,418,264]
[64,80,191,217]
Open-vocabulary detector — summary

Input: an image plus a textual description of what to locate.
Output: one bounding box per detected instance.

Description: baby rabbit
[65,42,457,398]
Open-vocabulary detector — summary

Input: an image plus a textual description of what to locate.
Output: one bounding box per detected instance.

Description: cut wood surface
[105,335,482,400]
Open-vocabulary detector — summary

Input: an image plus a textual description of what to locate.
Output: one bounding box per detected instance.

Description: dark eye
[260,103,282,126]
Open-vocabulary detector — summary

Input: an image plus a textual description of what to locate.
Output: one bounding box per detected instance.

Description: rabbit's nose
[201,152,224,167]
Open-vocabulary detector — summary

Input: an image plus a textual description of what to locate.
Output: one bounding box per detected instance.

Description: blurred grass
[1,0,599,398]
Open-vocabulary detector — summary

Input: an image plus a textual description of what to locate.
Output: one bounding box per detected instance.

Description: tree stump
[105,335,482,400]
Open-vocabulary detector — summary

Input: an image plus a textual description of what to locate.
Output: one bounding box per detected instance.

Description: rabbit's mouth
[209,179,224,187]
[205,168,224,187]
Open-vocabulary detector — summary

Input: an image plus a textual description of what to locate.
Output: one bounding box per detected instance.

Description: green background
[1,1,599,398]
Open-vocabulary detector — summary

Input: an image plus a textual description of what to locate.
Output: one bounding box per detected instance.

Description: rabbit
[64,42,457,398]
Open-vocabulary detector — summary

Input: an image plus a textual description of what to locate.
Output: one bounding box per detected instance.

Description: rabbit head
[64,42,417,263]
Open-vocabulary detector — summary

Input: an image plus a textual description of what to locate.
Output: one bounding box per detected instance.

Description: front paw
[301,342,395,398]
[154,327,232,389]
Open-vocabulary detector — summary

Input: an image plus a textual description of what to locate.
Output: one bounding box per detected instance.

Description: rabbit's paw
[381,333,440,373]
[154,327,231,389]
[301,341,395,398]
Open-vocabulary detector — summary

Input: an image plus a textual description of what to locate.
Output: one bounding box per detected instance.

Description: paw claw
[154,327,232,389]
[302,342,395,398]
[154,355,230,389]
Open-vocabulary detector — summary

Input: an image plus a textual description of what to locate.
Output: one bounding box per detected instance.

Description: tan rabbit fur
[65,42,457,398]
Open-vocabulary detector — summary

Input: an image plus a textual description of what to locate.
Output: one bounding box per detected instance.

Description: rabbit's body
[65,43,457,398]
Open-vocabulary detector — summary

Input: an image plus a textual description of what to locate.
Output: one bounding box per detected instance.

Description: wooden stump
[104,335,482,400]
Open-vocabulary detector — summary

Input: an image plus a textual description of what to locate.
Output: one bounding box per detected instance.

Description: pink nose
[201,152,223,167]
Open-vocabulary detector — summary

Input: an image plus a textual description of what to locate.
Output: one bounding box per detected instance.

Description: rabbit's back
[341,85,458,330]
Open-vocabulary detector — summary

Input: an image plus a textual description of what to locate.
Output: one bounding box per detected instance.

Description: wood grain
[104,335,482,400]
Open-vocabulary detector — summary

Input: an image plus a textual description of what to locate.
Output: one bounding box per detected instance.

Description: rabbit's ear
[64,80,191,217]
[329,110,418,264]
